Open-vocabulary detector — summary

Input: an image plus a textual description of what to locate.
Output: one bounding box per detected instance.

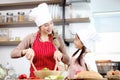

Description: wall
[90,0,120,61]
[91,0,120,12]
[0,0,120,77]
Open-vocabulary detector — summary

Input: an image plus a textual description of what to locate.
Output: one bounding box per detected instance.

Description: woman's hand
[22,48,34,62]
[54,50,63,62]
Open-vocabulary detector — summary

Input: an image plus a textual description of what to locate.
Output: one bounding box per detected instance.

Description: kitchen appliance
[96,60,119,76]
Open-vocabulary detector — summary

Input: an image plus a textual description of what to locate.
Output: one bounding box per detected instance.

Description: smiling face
[74,34,84,49]
[40,21,54,35]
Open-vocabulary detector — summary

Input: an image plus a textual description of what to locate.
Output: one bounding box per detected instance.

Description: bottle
[18,12,25,22]
[6,12,13,23]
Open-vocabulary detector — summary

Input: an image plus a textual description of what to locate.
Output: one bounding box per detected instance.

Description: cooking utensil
[31,61,37,71]
[54,59,58,71]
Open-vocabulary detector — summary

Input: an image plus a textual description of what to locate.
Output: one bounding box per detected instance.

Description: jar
[15,37,20,41]
[18,12,25,22]
[0,13,3,23]
[6,13,13,23]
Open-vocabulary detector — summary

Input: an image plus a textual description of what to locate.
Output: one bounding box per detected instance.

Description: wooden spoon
[30,61,37,71]
[54,60,58,71]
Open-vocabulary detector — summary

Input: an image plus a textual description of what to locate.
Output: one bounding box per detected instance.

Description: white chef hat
[76,26,99,51]
[29,3,52,27]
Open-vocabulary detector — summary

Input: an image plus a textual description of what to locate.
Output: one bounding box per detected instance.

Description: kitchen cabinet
[0,0,90,46]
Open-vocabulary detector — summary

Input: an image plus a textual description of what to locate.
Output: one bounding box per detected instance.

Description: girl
[68,26,98,79]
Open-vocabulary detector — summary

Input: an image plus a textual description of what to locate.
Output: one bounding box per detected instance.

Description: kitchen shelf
[68,0,90,3]
[0,18,90,28]
[65,38,74,43]
[0,41,21,46]
[0,21,34,27]
[66,17,90,23]
[0,39,74,46]
[0,0,62,10]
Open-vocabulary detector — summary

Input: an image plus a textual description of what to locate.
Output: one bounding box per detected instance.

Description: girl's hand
[54,50,63,62]
[22,48,34,62]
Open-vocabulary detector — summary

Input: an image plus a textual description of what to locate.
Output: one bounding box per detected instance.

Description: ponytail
[72,46,86,66]
[51,30,60,48]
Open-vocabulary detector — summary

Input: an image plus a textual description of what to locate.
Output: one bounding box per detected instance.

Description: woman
[68,26,98,79]
[11,3,70,77]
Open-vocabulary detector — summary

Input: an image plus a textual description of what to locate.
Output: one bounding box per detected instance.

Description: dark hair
[72,46,86,66]
[51,30,60,48]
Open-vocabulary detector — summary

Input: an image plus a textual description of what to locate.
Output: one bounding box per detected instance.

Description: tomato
[18,74,27,79]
